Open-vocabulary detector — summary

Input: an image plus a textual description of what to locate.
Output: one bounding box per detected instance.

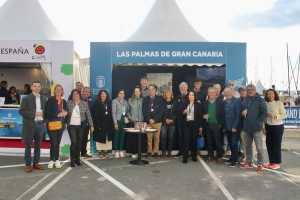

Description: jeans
[48,129,63,161]
[206,123,223,159]
[227,130,240,162]
[183,121,198,161]
[24,122,45,166]
[244,131,264,165]
[160,124,175,152]
[265,124,284,164]
[68,125,83,163]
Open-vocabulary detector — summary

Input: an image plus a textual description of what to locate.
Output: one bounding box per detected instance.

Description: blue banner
[284,107,300,126]
[0,108,23,138]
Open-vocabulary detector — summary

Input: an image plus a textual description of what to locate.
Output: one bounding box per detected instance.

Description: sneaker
[263,163,272,169]
[240,163,254,169]
[115,151,120,159]
[256,165,264,173]
[48,160,54,169]
[55,160,62,169]
[269,163,281,170]
[228,162,237,168]
[131,154,138,159]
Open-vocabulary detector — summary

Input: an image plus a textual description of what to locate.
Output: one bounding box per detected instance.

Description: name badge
[122,112,126,116]
[151,108,154,112]
[105,111,108,115]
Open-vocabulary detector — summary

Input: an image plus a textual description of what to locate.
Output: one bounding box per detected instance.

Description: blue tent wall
[90,42,246,96]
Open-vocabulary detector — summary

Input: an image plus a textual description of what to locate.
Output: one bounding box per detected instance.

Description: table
[124,128,157,165]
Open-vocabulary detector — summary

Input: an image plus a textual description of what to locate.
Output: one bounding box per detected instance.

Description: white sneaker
[48,160,54,169]
[120,151,125,158]
[115,151,120,159]
[55,160,62,168]
[131,154,137,159]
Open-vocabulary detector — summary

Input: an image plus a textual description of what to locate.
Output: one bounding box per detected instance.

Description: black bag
[93,128,103,142]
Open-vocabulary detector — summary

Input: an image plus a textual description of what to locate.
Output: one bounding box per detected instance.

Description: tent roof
[128,0,206,42]
[0,0,62,40]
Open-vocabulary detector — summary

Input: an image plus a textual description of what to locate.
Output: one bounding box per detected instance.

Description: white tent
[0,0,62,40]
[128,0,206,41]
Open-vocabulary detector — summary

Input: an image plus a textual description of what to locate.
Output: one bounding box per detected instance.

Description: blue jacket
[242,95,267,133]
[224,97,241,131]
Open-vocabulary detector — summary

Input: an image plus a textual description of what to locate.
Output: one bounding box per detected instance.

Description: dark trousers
[48,130,63,161]
[176,120,184,154]
[161,124,175,152]
[68,125,83,163]
[183,121,198,161]
[227,130,240,162]
[81,124,90,155]
[265,124,284,164]
[24,122,45,166]
[206,123,223,159]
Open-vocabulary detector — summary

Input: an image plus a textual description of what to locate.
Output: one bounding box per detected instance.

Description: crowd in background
[3,77,286,173]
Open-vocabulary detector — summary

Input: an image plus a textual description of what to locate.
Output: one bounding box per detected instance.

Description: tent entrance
[0,62,52,95]
[112,63,226,98]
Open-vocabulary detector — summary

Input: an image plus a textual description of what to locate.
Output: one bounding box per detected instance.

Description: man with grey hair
[174,81,189,156]
[240,84,267,172]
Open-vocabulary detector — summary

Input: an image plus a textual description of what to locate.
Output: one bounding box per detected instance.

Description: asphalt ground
[0,133,300,200]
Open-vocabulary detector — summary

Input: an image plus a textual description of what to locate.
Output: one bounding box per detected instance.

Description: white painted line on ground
[198,156,235,200]
[82,159,138,199]
[0,160,70,169]
[15,173,52,200]
[30,167,72,200]
[293,151,300,156]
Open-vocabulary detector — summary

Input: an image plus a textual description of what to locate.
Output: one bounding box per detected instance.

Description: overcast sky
[0,0,299,90]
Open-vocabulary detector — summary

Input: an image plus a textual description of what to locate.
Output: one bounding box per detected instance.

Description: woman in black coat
[91,90,114,159]
[182,91,203,163]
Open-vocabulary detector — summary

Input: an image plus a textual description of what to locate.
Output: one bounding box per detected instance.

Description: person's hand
[35,111,43,117]
[90,126,94,133]
[149,119,155,124]
[168,119,174,124]
[198,128,203,135]
[114,123,119,130]
[242,110,247,117]
[203,114,208,120]
[183,109,187,114]
[232,128,237,133]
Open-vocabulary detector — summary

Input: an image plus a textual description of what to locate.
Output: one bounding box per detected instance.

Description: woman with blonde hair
[45,84,68,169]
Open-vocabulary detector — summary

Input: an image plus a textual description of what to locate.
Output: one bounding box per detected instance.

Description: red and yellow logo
[33,44,45,55]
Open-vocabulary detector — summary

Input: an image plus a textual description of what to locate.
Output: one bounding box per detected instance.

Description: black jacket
[142,95,165,123]
[91,100,114,143]
[162,99,176,125]
[5,94,20,104]
[44,96,68,123]
[174,94,188,122]
[183,102,203,128]
[202,99,225,126]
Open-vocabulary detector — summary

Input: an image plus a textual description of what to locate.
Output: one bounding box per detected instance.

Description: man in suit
[19,81,47,173]
[142,84,165,157]
[174,82,189,156]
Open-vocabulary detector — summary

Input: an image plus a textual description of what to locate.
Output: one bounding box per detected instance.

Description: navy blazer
[142,95,165,123]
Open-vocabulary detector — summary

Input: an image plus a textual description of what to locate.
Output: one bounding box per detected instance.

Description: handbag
[48,121,63,131]
[196,136,205,150]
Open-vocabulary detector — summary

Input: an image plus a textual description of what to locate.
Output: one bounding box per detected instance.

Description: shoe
[228,162,237,168]
[70,162,75,167]
[82,154,92,158]
[120,151,125,158]
[216,158,223,164]
[162,151,166,157]
[175,152,182,157]
[75,160,81,166]
[115,151,120,159]
[192,156,198,162]
[146,152,152,157]
[24,165,33,173]
[182,159,188,163]
[131,154,138,159]
[269,163,280,170]
[256,165,264,173]
[33,164,44,170]
[240,163,253,169]
[153,153,159,158]
[48,160,54,169]
[263,163,272,168]
[55,160,62,169]
[167,151,172,157]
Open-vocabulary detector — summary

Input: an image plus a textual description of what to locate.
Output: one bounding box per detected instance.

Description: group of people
[0,80,32,104]
[19,77,286,174]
